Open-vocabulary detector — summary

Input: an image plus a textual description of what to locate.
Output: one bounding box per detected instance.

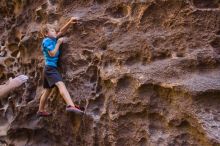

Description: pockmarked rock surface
[0,0,220,146]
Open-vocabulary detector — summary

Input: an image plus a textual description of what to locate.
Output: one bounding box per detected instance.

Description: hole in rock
[86,66,98,83]
[94,0,108,4]
[116,138,128,146]
[14,62,19,67]
[140,3,163,25]
[131,3,141,16]
[138,138,147,146]
[152,49,172,60]
[125,53,141,66]
[11,50,20,57]
[210,37,220,54]
[142,57,148,65]
[4,57,15,66]
[178,120,190,128]
[95,80,102,93]
[103,79,114,89]
[137,84,155,99]
[6,73,15,79]
[48,13,60,23]
[0,65,5,73]
[49,0,57,5]
[116,76,135,93]
[106,5,129,18]
[0,74,6,83]
[216,30,220,35]
[8,43,19,52]
[99,42,107,50]
[1,40,5,46]
[192,0,220,8]
[61,0,72,6]
[176,52,185,57]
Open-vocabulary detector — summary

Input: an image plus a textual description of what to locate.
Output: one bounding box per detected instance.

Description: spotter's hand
[9,75,28,89]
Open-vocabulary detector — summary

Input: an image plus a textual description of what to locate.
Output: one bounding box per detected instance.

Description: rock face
[0,0,220,145]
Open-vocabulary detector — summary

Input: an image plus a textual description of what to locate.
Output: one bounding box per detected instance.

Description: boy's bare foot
[66,105,84,115]
[37,111,52,117]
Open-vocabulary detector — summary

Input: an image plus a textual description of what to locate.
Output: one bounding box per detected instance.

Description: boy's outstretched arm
[56,17,77,38]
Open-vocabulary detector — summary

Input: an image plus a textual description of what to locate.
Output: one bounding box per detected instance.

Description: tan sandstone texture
[0,0,220,146]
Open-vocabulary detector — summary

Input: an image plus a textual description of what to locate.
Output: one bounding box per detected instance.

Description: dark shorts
[43,65,62,89]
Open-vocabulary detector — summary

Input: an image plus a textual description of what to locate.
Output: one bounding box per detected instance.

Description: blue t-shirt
[42,37,60,67]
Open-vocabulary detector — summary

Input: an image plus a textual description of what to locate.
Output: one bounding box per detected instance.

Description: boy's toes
[75,105,85,111]
[66,105,84,115]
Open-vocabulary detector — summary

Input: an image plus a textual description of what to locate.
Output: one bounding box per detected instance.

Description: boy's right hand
[57,37,64,44]
[70,17,79,23]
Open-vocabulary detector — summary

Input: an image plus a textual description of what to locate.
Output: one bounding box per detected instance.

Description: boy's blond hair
[41,24,55,37]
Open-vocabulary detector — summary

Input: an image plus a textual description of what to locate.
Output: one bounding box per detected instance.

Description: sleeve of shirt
[43,39,54,51]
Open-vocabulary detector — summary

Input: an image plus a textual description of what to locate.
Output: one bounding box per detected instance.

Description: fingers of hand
[70,17,79,23]
[16,75,28,83]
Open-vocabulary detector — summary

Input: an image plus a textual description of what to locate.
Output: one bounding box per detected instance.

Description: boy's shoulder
[42,37,57,44]
[42,37,53,47]
[42,37,51,43]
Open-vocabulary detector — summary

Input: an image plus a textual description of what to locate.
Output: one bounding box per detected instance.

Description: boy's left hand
[70,17,78,24]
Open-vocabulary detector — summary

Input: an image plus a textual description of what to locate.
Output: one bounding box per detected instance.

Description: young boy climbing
[37,17,83,116]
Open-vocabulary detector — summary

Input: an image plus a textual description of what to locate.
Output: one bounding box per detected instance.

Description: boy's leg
[38,88,52,112]
[55,81,83,114]
[55,81,75,107]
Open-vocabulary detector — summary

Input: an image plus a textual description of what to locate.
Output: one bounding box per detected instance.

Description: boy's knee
[42,89,51,96]
[55,81,65,90]
[55,81,65,88]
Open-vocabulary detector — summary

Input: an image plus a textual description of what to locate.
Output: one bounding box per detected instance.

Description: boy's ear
[45,33,48,36]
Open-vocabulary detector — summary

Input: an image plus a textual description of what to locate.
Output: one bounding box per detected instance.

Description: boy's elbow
[48,52,55,57]
[50,53,55,57]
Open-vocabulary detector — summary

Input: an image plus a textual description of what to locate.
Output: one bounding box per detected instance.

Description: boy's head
[41,24,57,38]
